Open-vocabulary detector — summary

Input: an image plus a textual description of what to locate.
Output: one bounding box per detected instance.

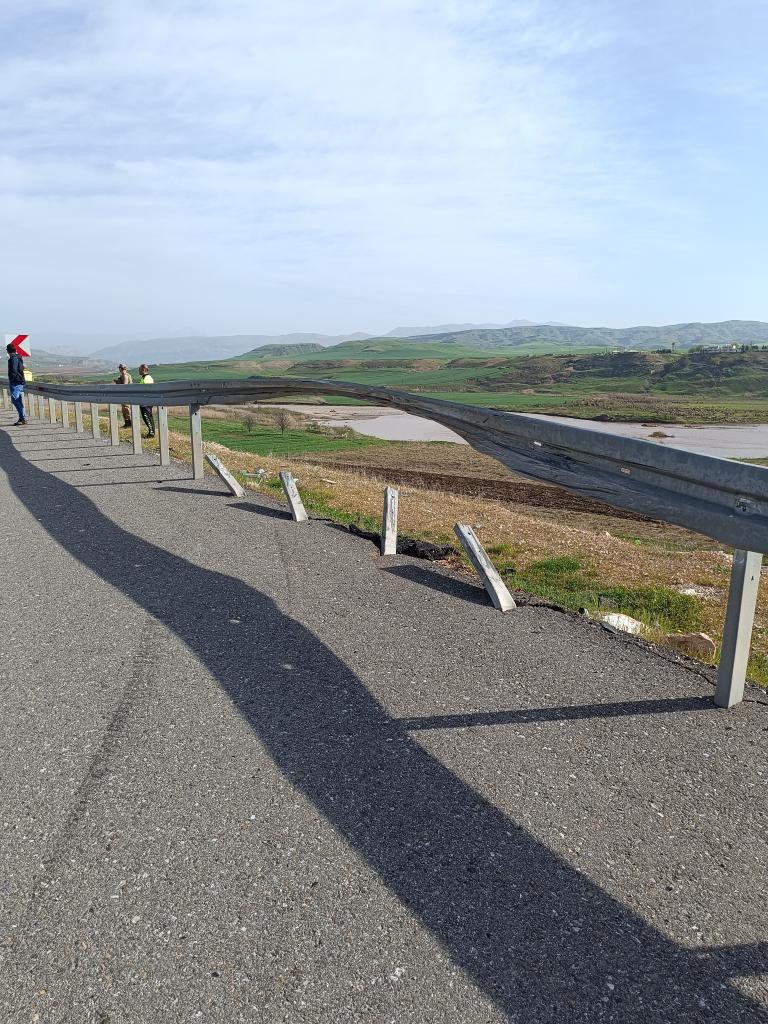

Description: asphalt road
[1,415,767,1024]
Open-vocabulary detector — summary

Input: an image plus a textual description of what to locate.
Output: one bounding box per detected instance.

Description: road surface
[1,416,767,1023]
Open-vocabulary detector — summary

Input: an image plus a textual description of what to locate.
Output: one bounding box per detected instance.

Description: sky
[2,0,767,337]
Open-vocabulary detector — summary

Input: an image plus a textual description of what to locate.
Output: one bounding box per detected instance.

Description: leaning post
[90,403,101,439]
[157,406,170,466]
[280,471,308,522]
[75,401,84,433]
[454,524,517,612]
[109,405,120,446]
[206,453,246,498]
[714,549,763,708]
[381,486,399,555]
[190,403,203,480]
[131,406,142,454]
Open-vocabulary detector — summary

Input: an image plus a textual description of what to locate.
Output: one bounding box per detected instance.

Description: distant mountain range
[85,332,370,365]
[391,320,768,350]
[384,320,568,337]
[11,320,768,369]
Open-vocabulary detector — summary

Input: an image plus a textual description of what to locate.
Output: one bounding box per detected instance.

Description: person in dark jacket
[6,343,27,425]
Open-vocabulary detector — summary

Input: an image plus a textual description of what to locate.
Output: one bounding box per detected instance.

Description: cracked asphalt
[0,413,767,1024]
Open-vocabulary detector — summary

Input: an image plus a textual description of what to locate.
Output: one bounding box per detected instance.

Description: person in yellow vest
[138,363,155,438]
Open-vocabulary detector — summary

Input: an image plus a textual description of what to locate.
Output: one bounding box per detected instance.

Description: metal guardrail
[13,376,768,708]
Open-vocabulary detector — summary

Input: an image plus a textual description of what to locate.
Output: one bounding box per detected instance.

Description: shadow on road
[2,429,765,1022]
[382,562,489,605]
[229,499,294,521]
[398,695,713,730]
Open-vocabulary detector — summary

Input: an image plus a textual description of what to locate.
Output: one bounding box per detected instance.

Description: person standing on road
[138,363,155,438]
[6,343,27,425]
[114,362,133,428]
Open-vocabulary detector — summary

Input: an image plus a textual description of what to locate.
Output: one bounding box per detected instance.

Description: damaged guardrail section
[18,376,768,708]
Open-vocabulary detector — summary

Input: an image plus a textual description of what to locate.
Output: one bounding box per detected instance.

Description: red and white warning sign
[5,334,31,358]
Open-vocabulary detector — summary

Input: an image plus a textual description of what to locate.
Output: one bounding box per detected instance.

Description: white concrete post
[381,486,399,555]
[158,406,170,466]
[75,401,84,433]
[190,404,203,480]
[49,397,57,424]
[280,471,308,522]
[61,400,71,429]
[26,392,34,417]
[714,549,763,708]
[206,453,246,498]
[109,404,120,446]
[131,405,142,454]
[454,524,517,612]
[2,389,7,409]
[90,403,101,439]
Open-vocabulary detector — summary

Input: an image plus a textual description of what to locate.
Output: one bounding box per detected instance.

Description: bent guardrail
[10,376,768,708]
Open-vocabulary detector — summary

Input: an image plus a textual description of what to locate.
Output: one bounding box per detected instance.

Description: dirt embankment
[295,457,652,521]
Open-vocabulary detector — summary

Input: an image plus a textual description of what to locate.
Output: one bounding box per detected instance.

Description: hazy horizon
[3,1,767,335]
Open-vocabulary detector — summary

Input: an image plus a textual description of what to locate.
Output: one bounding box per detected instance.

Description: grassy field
[166,411,383,456]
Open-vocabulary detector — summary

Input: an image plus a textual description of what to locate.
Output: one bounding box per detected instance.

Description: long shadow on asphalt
[2,430,765,1023]
[398,696,713,730]
[229,499,295,521]
[381,562,489,606]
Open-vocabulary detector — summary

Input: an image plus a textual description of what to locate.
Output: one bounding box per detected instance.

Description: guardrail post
[158,406,170,466]
[61,400,71,429]
[50,397,58,424]
[131,405,142,454]
[109,405,120,446]
[714,549,763,708]
[75,401,84,433]
[2,389,7,410]
[454,524,517,612]
[381,486,399,555]
[190,404,203,480]
[280,471,308,522]
[206,453,246,497]
[25,392,33,417]
[90,403,100,439]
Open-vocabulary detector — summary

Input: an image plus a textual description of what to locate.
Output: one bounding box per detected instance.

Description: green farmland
[166,414,383,457]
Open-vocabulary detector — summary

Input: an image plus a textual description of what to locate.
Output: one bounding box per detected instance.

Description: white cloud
[1,0,765,332]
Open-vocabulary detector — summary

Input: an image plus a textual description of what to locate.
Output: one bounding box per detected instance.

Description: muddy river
[272,404,768,460]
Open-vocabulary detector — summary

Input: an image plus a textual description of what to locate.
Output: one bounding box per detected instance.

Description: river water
[274,403,768,460]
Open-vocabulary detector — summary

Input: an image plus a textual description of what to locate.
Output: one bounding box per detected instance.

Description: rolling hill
[376,320,768,351]
[89,332,370,364]
[236,342,325,359]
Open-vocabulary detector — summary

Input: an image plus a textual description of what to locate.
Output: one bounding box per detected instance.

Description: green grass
[167,415,382,456]
[484,551,702,632]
